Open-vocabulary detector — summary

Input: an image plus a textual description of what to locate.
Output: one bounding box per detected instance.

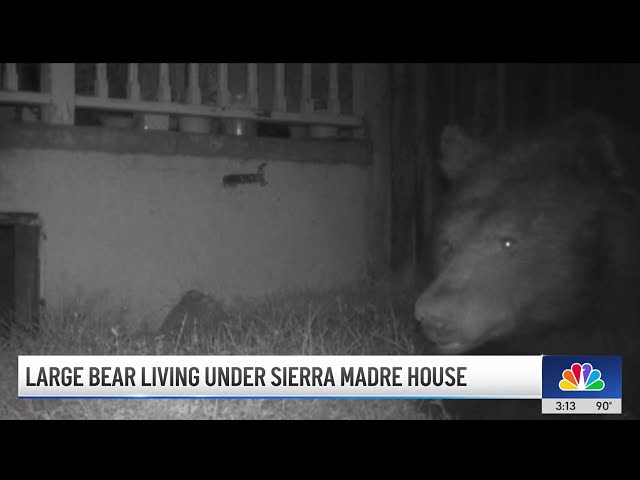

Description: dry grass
[0,284,445,420]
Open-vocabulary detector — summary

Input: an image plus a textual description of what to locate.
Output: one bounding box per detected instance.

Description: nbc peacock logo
[559,362,605,391]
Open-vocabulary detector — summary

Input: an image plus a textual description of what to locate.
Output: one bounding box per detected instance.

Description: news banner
[17,355,623,414]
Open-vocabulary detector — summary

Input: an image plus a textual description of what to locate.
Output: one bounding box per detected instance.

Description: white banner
[18,355,542,399]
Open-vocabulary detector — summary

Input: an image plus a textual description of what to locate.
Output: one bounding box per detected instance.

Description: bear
[415,113,640,419]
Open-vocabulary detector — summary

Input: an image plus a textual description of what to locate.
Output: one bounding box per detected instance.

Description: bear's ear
[596,133,625,182]
[440,125,491,180]
[573,131,632,188]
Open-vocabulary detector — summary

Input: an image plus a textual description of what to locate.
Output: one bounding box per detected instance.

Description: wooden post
[3,63,18,91]
[390,63,417,275]
[217,63,230,107]
[41,63,75,125]
[95,63,108,98]
[562,63,575,115]
[273,63,286,111]
[248,63,258,109]
[513,63,529,130]
[186,63,201,104]
[157,63,171,102]
[301,63,313,113]
[328,63,340,114]
[497,63,507,134]
[472,63,481,136]
[448,63,456,124]
[621,64,636,125]
[415,62,432,281]
[366,63,392,278]
[352,63,365,138]
[127,63,140,101]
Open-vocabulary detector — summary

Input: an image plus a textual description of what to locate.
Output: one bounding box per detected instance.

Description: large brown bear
[415,113,640,419]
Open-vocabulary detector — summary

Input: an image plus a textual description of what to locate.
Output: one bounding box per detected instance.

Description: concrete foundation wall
[0,124,371,326]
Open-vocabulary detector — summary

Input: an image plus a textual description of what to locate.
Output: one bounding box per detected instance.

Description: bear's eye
[499,236,517,250]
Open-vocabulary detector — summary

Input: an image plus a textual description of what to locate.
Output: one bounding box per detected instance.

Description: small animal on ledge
[223,163,268,188]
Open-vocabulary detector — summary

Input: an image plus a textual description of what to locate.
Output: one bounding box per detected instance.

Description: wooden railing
[0,63,365,132]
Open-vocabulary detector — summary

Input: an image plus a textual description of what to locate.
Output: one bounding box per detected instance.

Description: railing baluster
[217,63,230,107]
[352,63,365,116]
[301,62,312,113]
[41,63,75,124]
[95,63,108,98]
[273,63,286,112]
[416,63,428,154]
[127,63,140,101]
[248,63,258,109]
[3,63,18,91]
[157,63,171,102]
[448,63,456,124]
[352,63,365,138]
[328,63,340,114]
[185,63,201,105]
[497,63,507,134]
